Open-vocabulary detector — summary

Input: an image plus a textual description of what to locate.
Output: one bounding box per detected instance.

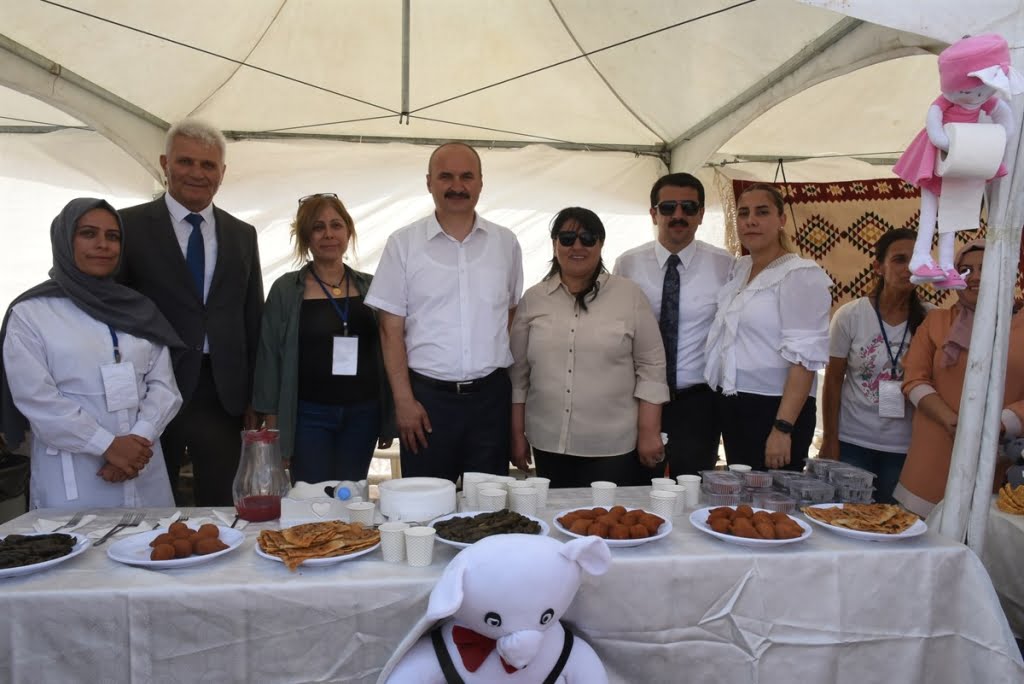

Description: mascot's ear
[560,536,611,577]
[426,554,469,621]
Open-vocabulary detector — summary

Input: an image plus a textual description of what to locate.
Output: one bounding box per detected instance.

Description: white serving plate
[552,507,672,548]
[430,511,550,549]
[106,526,244,568]
[0,533,90,579]
[689,506,812,547]
[802,503,927,542]
[378,477,456,523]
[254,539,380,567]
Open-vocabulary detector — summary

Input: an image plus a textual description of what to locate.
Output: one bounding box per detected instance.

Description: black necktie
[660,254,681,392]
[184,213,205,298]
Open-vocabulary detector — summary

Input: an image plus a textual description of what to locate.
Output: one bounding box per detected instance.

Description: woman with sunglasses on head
[705,184,833,472]
[819,229,932,503]
[1,198,183,509]
[252,194,395,485]
[509,207,669,487]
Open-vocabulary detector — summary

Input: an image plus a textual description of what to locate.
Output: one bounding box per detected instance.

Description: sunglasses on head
[556,230,599,247]
[298,192,339,205]
[656,200,701,217]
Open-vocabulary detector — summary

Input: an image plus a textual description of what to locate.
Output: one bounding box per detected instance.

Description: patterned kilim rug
[725,178,1018,312]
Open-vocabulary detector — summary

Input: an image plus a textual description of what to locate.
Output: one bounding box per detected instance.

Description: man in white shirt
[613,173,733,476]
[366,143,523,482]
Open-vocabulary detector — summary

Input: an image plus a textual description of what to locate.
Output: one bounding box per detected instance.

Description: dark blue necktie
[184,213,205,299]
[660,253,681,392]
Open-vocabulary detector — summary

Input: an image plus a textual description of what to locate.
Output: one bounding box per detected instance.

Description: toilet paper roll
[935,123,1006,234]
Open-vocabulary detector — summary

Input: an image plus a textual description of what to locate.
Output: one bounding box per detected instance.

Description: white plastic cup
[462,472,492,510]
[404,526,436,567]
[347,501,376,525]
[676,475,702,508]
[509,486,538,516]
[728,464,752,473]
[649,490,677,519]
[661,484,687,515]
[478,487,508,512]
[379,521,409,563]
[651,477,676,490]
[591,481,617,507]
[526,477,551,508]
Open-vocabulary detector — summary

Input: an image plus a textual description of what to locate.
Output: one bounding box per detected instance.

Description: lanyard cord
[107,325,121,363]
[873,299,910,379]
[310,264,351,336]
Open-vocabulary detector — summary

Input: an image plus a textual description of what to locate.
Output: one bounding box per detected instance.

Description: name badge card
[332,336,358,376]
[100,361,139,412]
[878,379,905,419]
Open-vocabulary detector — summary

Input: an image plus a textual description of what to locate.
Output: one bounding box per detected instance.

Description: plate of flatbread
[802,503,926,541]
[256,521,380,571]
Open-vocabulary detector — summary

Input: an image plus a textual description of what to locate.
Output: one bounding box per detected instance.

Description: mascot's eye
[484,612,502,627]
[539,609,555,625]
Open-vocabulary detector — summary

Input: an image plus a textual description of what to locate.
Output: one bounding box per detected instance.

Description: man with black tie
[613,173,733,476]
[120,119,264,505]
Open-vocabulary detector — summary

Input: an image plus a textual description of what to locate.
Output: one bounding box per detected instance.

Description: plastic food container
[828,466,876,488]
[700,486,742,507]
[804,458,846,480]
[700,471,743,495]
[742,471,773,488]
[788,478,836,504]
[770,473,813,494]
[752,492,796,513]
[836,482,874,503]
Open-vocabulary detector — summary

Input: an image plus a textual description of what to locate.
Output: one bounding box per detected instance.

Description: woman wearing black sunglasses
[252,194,395,485]
[509,207,669,487]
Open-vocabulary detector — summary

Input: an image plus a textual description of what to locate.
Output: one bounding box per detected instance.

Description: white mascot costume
[380,534,611,683]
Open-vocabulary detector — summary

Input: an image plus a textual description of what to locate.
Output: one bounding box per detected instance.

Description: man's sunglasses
[298,192,338,205]
[655,200,701,217]
[556,230,599,247]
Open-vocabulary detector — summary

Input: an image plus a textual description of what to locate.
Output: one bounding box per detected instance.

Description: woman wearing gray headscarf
[0,198,184,509]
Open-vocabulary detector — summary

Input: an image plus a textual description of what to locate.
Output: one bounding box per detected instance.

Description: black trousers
[400,370,511,483]
[716,391,816,472]
[532,448,657,488]
[662,383,721,477]
[161,358,243,506]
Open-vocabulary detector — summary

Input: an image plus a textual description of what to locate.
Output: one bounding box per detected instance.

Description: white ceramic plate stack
[106,526,245,568]
[689,506,812,547]
[430,511,550,549]
[378,477,457,523]
[552,507,673,548]
[802,503,927,542]
[0,533,91,579]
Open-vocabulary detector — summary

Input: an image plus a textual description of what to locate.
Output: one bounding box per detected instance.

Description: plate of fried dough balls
[106,522,245,568]
[689,505,811,547]
[553,506,672,547]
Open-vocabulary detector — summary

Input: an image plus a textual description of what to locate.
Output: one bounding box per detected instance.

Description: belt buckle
[455,380,475,395]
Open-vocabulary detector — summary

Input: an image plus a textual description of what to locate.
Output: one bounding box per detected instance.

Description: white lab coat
[3,297,181,509]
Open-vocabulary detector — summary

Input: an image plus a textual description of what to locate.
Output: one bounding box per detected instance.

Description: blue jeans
[292,400,380,483]
[839,441,907,504]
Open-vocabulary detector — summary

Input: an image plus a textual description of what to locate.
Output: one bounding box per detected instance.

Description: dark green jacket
[251,264,396,460]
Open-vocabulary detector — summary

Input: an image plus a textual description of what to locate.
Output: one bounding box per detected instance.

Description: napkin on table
[33,514,97,534]
[211,509,248,530]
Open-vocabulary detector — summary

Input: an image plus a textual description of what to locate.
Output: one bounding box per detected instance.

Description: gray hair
[164,119,228,160]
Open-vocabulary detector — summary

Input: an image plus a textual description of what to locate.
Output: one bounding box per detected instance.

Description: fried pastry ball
[576,509,598,520]
[150,533,175,548]
[751,511,772,526]
[591,507,609,517]
[588,522,610,538]
[596,514,620,527]
[734,505,754,519]
[150,543,175,561]
[570,519,593,535]
[639,513,664,534]
[609,524,630,540]
[169,522,193,539]
[709,507,734,521]
[558,513,579,527]
[609,505,627,517]
[730,517,757,538]
[754,522,776,539]
[197,523,220,539]
[769,511,790,524]
[619,512,640,527]
[628,524,650,540]
[774,521,803,539]
[194,538,228,555]
[172,538,193,558]
[709,516,732,533]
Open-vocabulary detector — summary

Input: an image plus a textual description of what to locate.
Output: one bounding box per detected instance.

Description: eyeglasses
[655,200,701,217]
[298,193,338,205]
[556,230,599,247]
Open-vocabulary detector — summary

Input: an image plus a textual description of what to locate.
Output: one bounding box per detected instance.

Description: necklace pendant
[332,287,343,296]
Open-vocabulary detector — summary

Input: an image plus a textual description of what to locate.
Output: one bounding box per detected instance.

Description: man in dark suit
[120,119,264,506]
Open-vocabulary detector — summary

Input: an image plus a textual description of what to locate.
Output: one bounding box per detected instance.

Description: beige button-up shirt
[509,272,669,457]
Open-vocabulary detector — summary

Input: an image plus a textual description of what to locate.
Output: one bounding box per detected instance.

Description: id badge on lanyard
[100,326,139,412]
[874,304,909,419]
[312,266,359,376]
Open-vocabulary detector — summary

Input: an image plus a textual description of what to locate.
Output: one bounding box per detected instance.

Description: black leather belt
[410,368,504,395]
[669,383,713,401]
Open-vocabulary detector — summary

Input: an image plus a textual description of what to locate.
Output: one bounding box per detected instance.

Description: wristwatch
[772,418,795,434]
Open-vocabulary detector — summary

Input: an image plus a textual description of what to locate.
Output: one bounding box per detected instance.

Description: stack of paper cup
[591,481,616,507]
[478,488,508,511]
[651,477,676,490]
[526,477,550,508]
[661,484,687,515]
[379,521,409,563]
[676,475,701,509]
[649,490,677,519]
[462,472,492,510]
[509,486,538,516]
[347,502,376,525]
[404,526,436,567]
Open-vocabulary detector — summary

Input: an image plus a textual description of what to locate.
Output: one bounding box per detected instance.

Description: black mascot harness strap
[430,621,576,684]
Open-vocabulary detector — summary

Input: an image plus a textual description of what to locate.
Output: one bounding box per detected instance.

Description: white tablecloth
[984,498,1024,639]
[1,488,1021,683]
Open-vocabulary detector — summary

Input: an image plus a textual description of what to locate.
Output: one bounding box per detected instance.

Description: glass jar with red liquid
[232,429,290,522]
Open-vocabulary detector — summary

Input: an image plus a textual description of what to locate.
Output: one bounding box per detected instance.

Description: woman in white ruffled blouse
[704,184,832,471]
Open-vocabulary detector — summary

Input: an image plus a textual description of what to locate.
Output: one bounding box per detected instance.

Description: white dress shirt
[365,213,524,382]
[614,239,734,389]
[3,297,181,509]
[164,193,218,353]
[704,254,832,397]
